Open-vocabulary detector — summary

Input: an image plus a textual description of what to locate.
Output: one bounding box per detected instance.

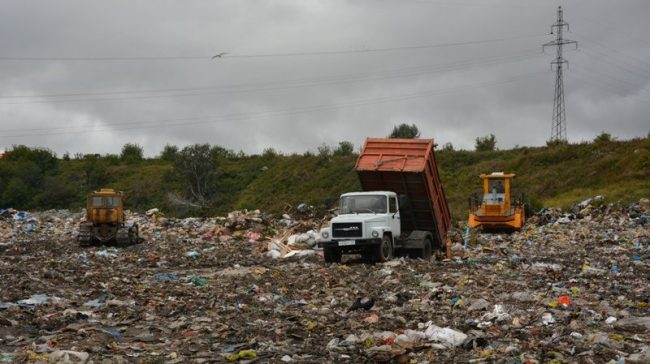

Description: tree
[594,131,615,144]
[210,145,236,160]
[120,143,144,163]
[333,141,354,156]
[261,148,280,159]
[441,142,454,152]
[174,144,218,206]
[475,134,497,152]
[5,145,58,174]
[160,144,178,162]
[317,143,332,159]
[389,123,420,138]
[1,177,30,208]
[83,155,110,190]
[546,139,568,147]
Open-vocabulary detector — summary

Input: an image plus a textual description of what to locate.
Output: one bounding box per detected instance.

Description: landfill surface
[0,198,649,363]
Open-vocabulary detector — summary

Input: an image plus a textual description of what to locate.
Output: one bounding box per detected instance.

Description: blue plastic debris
[84,298,105,308]
[13,211,26,221]
[0,302,15,310]
[98,328,123,339]
[154,273,179,281]
[17,294,58,306]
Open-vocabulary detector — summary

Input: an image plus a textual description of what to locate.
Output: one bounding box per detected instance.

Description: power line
[570,68,650,106]
[0,71,545,137]
[574,62,649,94]
[0,34,545,61]
[574,32,650,71]
[576,46,650,80]
[0,51,542,105]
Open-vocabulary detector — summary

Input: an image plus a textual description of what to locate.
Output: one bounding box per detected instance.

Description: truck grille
[332,222,363,238]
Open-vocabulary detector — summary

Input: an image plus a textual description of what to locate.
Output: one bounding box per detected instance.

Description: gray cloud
[0,0,649,156]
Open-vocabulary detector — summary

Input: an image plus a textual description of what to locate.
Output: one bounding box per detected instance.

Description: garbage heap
[0,198,648,363]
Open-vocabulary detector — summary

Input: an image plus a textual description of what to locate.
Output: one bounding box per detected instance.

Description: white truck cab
[319,191,435,263]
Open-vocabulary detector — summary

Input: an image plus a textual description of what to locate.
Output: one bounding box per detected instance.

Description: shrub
[475,134,497,152]
[160,144,178,162]
[120,143,144,163]
[333,141,354,156]
[389,123,420,138]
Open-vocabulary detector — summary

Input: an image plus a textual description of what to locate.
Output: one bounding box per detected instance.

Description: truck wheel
[323,245,342,263]
[422,239,433,260]
[374,235,393,262]
[408,239,433,260]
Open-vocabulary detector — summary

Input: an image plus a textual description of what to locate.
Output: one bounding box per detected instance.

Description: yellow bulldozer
[78,188,140,246]
[468,172,525,231]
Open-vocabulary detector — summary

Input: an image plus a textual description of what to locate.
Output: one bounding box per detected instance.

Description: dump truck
[78,188,139,246]
[318,138,451,263]
[468,172,525,230]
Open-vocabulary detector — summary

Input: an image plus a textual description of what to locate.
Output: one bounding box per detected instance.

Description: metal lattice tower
[543,6,577,142]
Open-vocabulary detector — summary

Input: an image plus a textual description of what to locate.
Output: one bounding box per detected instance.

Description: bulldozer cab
[469,172,525,231]
[86,188,124,225]
[481,173,513,213]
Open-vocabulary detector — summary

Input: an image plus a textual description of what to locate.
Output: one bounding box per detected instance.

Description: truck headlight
[371,230,379,238]
[321,231,330,239]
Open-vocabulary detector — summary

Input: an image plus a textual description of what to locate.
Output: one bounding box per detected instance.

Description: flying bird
[211,52,228,59]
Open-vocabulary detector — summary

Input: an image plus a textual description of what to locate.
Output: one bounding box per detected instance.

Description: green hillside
[1,136,649,224]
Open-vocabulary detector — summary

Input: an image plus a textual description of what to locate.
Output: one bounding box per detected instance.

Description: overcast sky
[0,0,649,156]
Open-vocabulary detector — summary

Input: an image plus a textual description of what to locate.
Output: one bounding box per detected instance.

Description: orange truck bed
[355,138,451,248]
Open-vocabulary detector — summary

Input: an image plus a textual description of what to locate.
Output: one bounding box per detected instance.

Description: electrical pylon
[543,6,577,143]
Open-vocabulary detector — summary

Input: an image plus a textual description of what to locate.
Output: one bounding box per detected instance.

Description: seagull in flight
[212,52,228,59]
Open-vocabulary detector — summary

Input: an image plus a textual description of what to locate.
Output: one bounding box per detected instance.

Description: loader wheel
[323,245,342,263]
[373,235,393,263]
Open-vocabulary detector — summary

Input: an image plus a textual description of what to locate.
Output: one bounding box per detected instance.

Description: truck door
[389,196,401,238]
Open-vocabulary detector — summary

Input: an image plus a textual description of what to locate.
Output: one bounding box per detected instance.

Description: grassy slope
[52,138,650,223]
[232,138,650,223]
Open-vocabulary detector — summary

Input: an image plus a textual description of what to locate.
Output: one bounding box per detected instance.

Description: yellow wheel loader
[78,188,139,246]
[468,172,525,231]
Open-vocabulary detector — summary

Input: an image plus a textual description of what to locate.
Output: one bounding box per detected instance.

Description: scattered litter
[0,199,647,362]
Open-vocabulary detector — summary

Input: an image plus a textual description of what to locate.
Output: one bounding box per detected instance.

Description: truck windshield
[92,196,121,207]
[339,195,387,214]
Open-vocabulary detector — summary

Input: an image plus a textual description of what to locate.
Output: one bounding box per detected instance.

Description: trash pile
[0,197,648,363]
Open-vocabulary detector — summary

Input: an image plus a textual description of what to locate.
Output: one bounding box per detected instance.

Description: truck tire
[408,238,433,260]
[373,235,393,262]
[323,245,342,263]
[422,238,433,260]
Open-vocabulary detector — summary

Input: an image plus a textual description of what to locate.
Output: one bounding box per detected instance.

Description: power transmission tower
[543,6,577,143]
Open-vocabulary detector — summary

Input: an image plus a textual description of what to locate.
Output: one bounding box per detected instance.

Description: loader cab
[481,173,512,210]
[469,172,525,230]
